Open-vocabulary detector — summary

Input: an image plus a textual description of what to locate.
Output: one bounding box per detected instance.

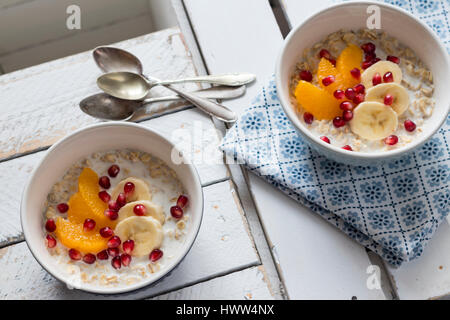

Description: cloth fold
[221,0,450,266]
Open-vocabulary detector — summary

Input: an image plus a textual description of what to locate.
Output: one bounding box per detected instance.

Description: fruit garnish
[349,102,398,140]
[336,44,363,87]
[294,80,342,120]
[404,119,416,132]
[67,192,113,227]
[317,58,341,94]
[365,83,410,115]
[55,218,108,253]
[361,61,402,89]
[78,168,109,223]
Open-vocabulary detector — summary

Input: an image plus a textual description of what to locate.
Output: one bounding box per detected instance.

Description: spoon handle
[162,85,237,123]
[156,73,256,87]
[143,85,246,103]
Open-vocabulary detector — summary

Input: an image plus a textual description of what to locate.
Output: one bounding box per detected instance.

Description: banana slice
[114,216,163,257]
[361,61,402,89]
[350,102,398,140]
[365,83,410,115]
[117,200,165,225]
[111,177,151,202]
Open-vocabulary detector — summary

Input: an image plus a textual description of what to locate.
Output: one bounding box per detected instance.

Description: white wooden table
[0,0,449,300]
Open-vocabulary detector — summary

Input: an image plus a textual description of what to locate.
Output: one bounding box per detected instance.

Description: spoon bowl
[97,72,150,100]
[80,93,140,121]
[93,46,143,74]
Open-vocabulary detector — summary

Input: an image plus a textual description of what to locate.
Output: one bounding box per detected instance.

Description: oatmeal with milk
[43,149,189,287]
[290,29,435,152]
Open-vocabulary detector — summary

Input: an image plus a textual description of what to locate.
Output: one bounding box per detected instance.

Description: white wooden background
[176,0,450,300]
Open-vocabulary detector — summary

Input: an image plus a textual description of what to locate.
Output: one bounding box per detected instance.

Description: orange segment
[317,58,345,94]
[78,168,109,226]
[55,218,108,253]
[68,192,115,228]
[294,80,341,120]
[336,44,363,88]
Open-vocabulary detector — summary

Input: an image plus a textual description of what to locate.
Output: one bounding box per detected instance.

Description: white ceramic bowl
[21,122,203,294]
[276,1,450,165]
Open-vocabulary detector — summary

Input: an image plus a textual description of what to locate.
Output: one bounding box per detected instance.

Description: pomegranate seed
[353,93,365,105]
[107,236,121,249]
[372,73,382,86]
[57,203,69,213]
[112,256,121,269]
[123,240,135,254]
[361,42,376,53]
[383,72,394,83]
[342,145,353,151]
[384,94,394,105]
[98,176,111,189]
[69,248,82,261]
[97,250,109,260]
[362,60,374,70]
[404,119,416,132]
[329,59,336,66]
[387,55,400,64]
[99,227,114,238]
[364,52,376,62]
[354,84,365,94]
[340,101,354,111]
[177,195,189,208]
[133,204,146,216]
[322,75,335,86]
[116,193,127,208]
[334,89,345,99]
[108,165,120,178]
[319,49,331,59]
[124,182,135,197]
[104,209,118,221]
[385,135,399,145]
[303,112,314,124]
[170,205,184,219]
[373,58,381,64]
[299,70,313,82]
[98,191,111,203]
[107,247,120,257]
[333,116,346,128]
[320,136,330,144]
[350,68,361,79]
[345,88,356,100]
[46,235,57,248]
[83,218,96,232]
[45,219,56,232]
[121,254,132,267]
[149,249,163,262]
[83,253,96,264]
[343,110,354,121]
[108,200,120,211]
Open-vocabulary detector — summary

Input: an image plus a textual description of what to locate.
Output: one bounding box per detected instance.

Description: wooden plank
[0,107,227,246]
[0,180,259,299]
[0,27,200,160]
[152,266,274,300]
[183,0,386,299]
[386,221,450,300]
[279,0,332,28]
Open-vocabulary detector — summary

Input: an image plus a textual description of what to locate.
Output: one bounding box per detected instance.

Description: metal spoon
[97,72,237,122]
[93,46,240,122]
[93,46,256,87]
[80,85,246,121]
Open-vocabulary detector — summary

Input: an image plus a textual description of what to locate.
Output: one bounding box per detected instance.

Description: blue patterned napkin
[221,0,450,266]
